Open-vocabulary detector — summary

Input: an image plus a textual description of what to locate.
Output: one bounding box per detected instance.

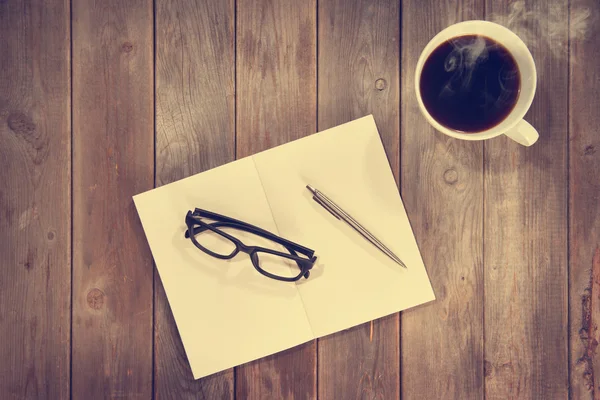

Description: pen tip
[306,184,316,194]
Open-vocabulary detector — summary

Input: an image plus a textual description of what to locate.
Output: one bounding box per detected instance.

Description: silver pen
[306,185,407,268]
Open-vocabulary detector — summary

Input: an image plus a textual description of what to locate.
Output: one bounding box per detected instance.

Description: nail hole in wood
[443,168,458,184]
[122,42,133,53]
[375,78,387,91]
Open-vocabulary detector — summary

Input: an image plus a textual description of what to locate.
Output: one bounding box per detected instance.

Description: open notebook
[134,115,435,379]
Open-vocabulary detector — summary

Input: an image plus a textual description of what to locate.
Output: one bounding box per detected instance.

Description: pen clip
[313,196,340,220]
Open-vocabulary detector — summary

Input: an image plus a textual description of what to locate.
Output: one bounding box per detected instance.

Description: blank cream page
[252,115,435,338]
[133,157,313,379]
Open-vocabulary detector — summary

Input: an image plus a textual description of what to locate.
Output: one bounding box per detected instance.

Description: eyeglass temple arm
[190,209,315,257]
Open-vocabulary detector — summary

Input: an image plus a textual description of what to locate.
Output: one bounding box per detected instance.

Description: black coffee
[420,35,520,133]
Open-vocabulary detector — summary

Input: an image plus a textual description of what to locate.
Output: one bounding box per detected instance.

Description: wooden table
[1,0,598,398]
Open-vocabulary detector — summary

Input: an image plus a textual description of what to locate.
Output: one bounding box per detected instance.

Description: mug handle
[504,119,539,146]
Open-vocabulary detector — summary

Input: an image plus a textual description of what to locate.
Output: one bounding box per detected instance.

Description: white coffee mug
[415,20,538,146]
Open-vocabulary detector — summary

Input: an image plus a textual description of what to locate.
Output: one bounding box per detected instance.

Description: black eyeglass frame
[184,208,316,282]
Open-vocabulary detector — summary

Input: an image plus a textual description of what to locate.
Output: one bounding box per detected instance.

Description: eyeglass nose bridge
[237,242,256,255]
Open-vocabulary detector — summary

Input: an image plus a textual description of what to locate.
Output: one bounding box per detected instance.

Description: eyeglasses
[184,208,317,282]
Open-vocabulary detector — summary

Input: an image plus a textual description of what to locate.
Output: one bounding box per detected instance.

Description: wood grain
[569,0,600,397]
[154,0,235,398]
[317,0,400,398]
[400,1,485,399]
[72,0,154,398]
[484,0,569,398]
[235,0,317,398]
[0,0,71,398]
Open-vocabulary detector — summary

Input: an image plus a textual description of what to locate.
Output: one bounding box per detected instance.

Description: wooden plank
[154,0,235,398]
[317,0,400,398]
[484,0,569,398]
[71,0,154,398]
[400,1,484,399]
[0,0,71,398]
[569,0,600,397]
[235,0,317,398]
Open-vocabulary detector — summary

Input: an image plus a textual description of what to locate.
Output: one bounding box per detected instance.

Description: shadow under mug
[415,20,538,146]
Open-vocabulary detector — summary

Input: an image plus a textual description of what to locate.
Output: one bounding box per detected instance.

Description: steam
[439,35,498,101]
[442,36,488,94]
[437,0,594,102]
[445,35,487,72]
[489,0,593,60]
